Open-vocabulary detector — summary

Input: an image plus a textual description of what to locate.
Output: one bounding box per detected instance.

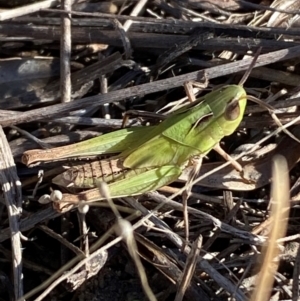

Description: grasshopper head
[218,50,260,136]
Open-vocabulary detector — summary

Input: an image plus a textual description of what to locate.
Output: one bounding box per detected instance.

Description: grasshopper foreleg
[182,156,203,248]
[213,143,243,173]
[213,143,254,183]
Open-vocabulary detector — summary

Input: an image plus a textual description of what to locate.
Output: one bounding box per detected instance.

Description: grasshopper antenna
[238,47,262,86]
[247,94,300,144]
[240,49,300,144]
[239,47,300,147]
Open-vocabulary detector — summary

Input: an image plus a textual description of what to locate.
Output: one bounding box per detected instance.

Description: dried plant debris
[0,1,300,301]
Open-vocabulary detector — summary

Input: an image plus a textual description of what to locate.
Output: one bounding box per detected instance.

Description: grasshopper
[22,83,248,207]
[22,50,263,214]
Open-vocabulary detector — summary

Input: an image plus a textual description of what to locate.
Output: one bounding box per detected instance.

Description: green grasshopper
[22,50,263,213]
[22,83,248,207]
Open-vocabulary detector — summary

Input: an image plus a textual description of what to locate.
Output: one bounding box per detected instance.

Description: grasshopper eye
[224,99,240,121]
